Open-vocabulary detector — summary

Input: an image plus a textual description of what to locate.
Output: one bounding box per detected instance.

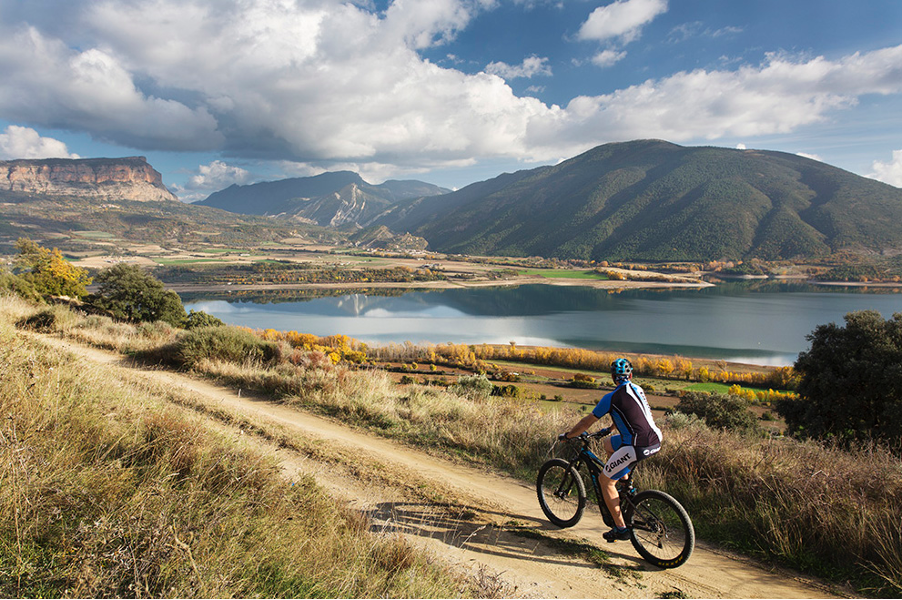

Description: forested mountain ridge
[377,140,902,262]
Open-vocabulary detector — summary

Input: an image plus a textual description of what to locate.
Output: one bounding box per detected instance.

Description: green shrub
[492,384,522,398]
[185,309,225,329]
[675,391,759,432]
[449,374,493,401]
[0,269,43,303]
[175,326,279,368]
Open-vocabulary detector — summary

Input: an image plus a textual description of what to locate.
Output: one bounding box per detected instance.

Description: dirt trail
[39,335,850,599]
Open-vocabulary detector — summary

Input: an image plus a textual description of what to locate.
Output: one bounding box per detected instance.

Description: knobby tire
[627,489,695,569]
[536,458,586,528]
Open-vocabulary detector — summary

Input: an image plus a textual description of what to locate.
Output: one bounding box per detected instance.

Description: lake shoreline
[166,276,715,294]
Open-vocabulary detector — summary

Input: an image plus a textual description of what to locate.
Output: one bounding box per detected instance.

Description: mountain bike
[536,428,694,569]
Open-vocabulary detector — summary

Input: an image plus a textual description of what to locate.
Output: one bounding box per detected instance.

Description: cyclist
[559,358,662,542]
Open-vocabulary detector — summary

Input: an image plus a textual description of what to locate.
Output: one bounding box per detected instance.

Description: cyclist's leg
[602,437,636,529]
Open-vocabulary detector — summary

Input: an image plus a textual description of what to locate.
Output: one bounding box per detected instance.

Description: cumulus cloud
[869,150,902,188]
[577,0,668,44]
[485,55,552,79]
[1,1,901,176]
[526,47,902,156]
[591,49,627,67]
[0,125,79,160]
[174,160,252,202]
[0,26,222,150]
[796,151,823,162]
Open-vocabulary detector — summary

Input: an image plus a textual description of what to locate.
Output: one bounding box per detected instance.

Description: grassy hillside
[388,140,902,262]
[6,294,901,596]
[0,190,339,254]
[0,296,480,598]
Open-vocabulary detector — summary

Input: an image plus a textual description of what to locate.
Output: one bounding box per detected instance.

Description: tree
[13,238,92,298]
[776,310,902,448]
[89,263,187,327]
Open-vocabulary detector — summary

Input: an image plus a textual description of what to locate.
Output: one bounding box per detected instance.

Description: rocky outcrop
[0,156,178,202]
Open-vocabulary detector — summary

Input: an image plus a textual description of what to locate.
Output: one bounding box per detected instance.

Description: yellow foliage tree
[14,238,92,298]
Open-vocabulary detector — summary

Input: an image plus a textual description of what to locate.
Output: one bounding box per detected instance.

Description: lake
[181,282,902,366]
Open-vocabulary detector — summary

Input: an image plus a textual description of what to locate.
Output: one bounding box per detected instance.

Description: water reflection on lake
[182,283,902,366]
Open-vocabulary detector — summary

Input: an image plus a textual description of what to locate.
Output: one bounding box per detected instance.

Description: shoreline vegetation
[3,291,901,597]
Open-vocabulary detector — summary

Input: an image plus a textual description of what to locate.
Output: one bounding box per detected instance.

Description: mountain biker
[559,358,662,542]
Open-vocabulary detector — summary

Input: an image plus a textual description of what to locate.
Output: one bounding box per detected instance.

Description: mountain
[198,171,449,228]
[377,140,902,262]
[0,157,177,202]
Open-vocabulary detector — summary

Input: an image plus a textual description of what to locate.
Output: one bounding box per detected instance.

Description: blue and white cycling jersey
[591,381,662,448]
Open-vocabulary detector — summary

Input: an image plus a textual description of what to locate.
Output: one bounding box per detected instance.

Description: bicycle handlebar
[560,426,611,442]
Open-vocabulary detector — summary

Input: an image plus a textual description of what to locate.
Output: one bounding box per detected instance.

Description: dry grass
[646,415,902,594]
[0,302,477,598]
[7,294,902,596]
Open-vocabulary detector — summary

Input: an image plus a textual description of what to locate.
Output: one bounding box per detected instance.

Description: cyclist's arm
[563,413,599,439]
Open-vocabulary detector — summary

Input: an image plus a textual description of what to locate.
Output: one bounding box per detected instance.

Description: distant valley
[4,141,902,266]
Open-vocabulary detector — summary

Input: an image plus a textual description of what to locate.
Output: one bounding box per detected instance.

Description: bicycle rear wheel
[627,490,694,568]
[536,458,586,528]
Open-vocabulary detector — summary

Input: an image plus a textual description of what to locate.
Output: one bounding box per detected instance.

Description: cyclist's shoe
[603,526,631,542]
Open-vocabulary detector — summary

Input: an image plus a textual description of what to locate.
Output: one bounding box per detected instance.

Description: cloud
[0,125,79,159]
[525,47,902,156]
[869,150,902,188]
[485,55,552,79]
[0,26,222,150]
[1,2,901,176]
[591,49,627,68]
[174,159,252,202]
[577,0,668,44]
[796,151,823,162]
[668,22,742,44]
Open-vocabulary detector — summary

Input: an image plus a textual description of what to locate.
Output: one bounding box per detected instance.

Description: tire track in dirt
[38,334,852,599]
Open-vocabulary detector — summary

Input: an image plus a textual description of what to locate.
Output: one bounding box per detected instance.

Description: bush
[675,391,759,432]
[449,374,493,401]
[0,269,43,303]
[88,264,187,327]
[186,309,225,329]
[175,326,279,368]
[492,384,522,398]
[778,310,902,449]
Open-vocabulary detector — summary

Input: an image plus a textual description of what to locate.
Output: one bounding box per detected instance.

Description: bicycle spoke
[627,490,694,568]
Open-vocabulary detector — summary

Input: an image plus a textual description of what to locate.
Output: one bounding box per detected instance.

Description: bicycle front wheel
[627,490,694,568]
[536,458,586,528]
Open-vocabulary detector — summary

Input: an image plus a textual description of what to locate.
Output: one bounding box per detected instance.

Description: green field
[518,269,608,280]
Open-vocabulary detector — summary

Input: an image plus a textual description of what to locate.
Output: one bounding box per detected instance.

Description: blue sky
[1,0,901,201]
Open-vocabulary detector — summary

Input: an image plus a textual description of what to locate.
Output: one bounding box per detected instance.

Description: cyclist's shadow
[365,501,650,571]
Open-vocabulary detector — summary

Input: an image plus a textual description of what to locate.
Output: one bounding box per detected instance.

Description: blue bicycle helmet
[611,358,633,382]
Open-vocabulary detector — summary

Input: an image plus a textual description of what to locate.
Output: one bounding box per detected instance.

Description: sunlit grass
[5,294,901,596]
[518,268,609,279]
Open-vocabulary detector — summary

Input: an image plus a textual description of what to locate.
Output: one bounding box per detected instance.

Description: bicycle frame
[563,437,635,528]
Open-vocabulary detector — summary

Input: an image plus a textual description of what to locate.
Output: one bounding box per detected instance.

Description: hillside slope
[198,171,449,228]
[382,140,902,261]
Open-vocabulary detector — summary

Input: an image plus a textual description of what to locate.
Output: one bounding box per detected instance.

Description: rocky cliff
[0,156,178,202]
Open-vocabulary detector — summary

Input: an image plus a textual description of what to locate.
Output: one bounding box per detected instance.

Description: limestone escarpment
[0,156,178,202]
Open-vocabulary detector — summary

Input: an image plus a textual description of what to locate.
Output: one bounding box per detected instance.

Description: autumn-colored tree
[14,238,92,298]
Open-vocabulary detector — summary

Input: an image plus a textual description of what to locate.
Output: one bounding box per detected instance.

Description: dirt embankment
[36,334,852,599]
